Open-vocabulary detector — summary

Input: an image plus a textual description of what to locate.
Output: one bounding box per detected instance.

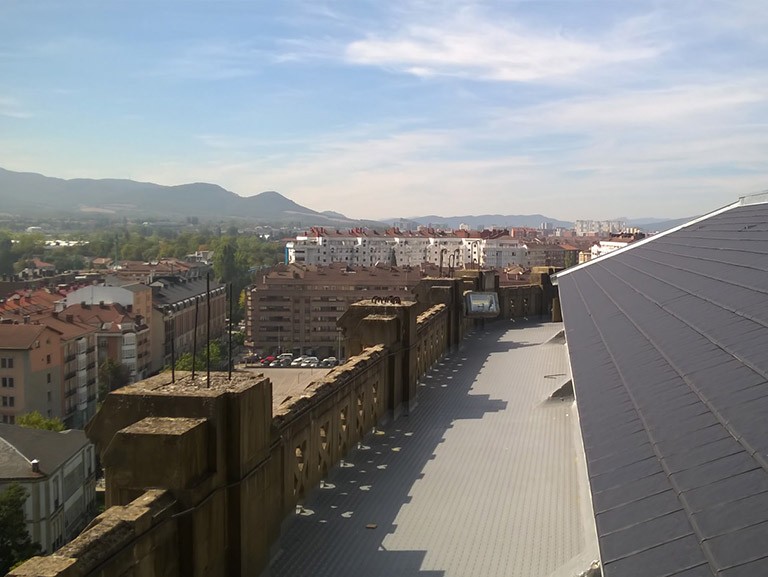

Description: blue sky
[1,0,766,221]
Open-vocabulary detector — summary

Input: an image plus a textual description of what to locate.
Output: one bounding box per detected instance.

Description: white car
[300,356,319,367]
[290,356,306,367]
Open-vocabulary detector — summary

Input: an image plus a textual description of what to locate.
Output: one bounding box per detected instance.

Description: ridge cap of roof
[0,434,32,466]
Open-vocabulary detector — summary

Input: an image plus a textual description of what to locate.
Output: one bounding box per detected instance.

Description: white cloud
[345,9,662,82]
[0,97,32,119]
[503,82,766,130]
[134,75,768,221]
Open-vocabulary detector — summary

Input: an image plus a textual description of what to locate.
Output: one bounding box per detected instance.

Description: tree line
[0,226,284,279]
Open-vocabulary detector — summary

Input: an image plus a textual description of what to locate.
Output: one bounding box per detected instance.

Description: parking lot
[238,365,334,413]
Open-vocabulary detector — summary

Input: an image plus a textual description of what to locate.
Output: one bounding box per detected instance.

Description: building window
[47,373,52,384]
[47,354,51,364]
[1,377,13,388]
[0,358,12,369]
[1,396,14,407]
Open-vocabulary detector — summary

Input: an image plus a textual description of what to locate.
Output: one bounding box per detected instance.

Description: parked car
[278,357,292,367]
[320,357,338,367]
[290,356,306,367]
[300,356,319,367]
[277,352,293,361]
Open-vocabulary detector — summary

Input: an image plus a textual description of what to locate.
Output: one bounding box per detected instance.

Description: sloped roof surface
[0,424,88,479]
[557,199,768,577]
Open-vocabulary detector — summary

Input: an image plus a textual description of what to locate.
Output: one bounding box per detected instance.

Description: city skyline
[2,0,766,221]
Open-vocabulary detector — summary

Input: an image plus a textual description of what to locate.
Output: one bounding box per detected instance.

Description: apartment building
[61,302,151,383]
[586,232,647,262]
[0,324,61,425]
[63,284,153,380]
[45,314,98,429]
[0,314,97,430]
[286,228,532,270]
[0,423,97,553]
[151,276,227,371]
[107,258,208,283]
[574,219,627,236]
[246,263,439,358]
[0,292,97,429]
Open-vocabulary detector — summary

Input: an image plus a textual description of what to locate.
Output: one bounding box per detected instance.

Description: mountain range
[0,167,385,228]
[0,167,685,231]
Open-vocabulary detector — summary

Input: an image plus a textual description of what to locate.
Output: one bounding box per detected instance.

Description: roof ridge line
[553,199,742,283]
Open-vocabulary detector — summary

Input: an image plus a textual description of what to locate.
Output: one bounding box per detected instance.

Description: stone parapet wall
[498,284,544,319]
[275,345,389,514]
[416,304,448,380]
[9,490,179,577]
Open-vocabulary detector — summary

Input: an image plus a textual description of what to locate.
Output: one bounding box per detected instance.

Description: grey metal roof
[0,424,89,479]
[152,277,224,307]
[268,322,599,576]
[557,198,768,577]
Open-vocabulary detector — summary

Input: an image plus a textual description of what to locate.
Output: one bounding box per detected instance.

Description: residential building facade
[151,276,227,371]
[286,228,535,270]
[246,262,439,358]
[0,424,97,553]
[0,324,61,426]
[61,302,151,383]
[0,289,100,429]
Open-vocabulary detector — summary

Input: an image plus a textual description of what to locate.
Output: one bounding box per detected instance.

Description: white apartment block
[574,220,626,236]
[286,233,533,269]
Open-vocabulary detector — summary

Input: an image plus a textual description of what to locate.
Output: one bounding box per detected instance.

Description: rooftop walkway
[266,321,598,577]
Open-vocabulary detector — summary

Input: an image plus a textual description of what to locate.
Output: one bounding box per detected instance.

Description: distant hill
[0,167,384,228]
[403,214,573,229]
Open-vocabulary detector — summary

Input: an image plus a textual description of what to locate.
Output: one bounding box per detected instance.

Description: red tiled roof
[0,324,50,349]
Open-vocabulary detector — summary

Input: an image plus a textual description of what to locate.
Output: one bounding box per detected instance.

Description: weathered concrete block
[103,417,210,503]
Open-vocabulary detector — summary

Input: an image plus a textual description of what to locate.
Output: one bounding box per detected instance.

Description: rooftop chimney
[31,459,40,473]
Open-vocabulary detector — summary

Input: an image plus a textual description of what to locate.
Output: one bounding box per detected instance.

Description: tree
[17,411,65,432]
[98,359,132,401]
[174,341,222,371]
[0,234,14,275]
[213,237,238,284]
[0,483,41,574]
